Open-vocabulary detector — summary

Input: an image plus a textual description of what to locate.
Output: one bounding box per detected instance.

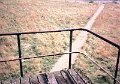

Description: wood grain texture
[1,69,88,84]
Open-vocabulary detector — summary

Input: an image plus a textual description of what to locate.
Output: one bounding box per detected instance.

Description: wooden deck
[1,69,90,84]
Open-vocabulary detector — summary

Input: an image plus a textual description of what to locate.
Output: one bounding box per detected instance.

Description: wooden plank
[37,74,47,84]
[20,77,30,84]
[68,69,86,84]
[47,73,58,84]
[29,75,39,84]
[53,71,67,84]
[60,70,74,84]
[1,69,89,84]
[11,78,20,84]
[2,81,9,84]
[74,70,90,84]
[2,80,11,84]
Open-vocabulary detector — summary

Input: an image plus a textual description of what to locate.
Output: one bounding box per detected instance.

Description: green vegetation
[0,0,98,81]
[1,0,119,84]
[75,32,119,84]
[75,3,120,83]
[0,0,120,84]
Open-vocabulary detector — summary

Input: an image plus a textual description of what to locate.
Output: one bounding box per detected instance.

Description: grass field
[0,0,99,80]
[75,3,120,84]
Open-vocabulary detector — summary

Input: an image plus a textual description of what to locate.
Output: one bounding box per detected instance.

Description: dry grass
[93,3,120,44]
[0,0,99,80]
[75,3,120,84]
[0,0,98,33]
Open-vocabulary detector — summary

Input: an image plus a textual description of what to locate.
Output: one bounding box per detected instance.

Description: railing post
[113,47,120,84]
[69,30,73,69]
[17,34,23,77]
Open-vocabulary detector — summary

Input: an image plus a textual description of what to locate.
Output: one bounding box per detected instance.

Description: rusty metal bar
[80,53,120,84]
[0,28,80,36]
[17,34,23,77]
[114,48,120,84]
[0,28,120,83]
[0,52,80,62]
[0,28,119,48]
[82,29,120,48]
[0,81,2,84]
[69,30,73,69]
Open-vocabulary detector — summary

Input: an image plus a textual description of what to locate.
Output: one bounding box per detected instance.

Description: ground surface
[51,4,105,72]
[0,0,99,80]
[75,3,120,84]
[1,0,119,83]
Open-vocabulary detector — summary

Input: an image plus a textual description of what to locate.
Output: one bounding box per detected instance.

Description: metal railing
[0,28,120,84]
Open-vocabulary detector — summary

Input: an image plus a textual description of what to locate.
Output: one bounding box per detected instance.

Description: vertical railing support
[69,30,73,69]
[17,34,23,77]
[114,47,120,84]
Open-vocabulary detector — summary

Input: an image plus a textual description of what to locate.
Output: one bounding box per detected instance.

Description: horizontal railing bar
[80,52,120,84]
[0,52,80,62]
[0,28,119,83]
[0,51,119,83]
[0,28,119,48]
[0,28,83,36]
[82,29,120,49]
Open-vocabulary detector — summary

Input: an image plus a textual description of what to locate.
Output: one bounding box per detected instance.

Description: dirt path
[50,4,105,72]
